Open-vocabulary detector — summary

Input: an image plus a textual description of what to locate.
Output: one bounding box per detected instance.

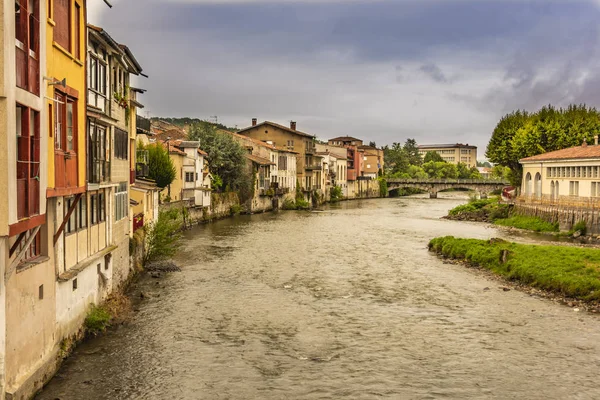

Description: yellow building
[238,119,319,196]
[418,143,477,168]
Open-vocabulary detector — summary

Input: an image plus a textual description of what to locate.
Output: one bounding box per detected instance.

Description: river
[37,194,600,400]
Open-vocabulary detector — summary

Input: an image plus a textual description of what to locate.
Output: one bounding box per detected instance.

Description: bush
[295,199,311,210]
[448,198,496,216]
[330,186,343,202]
[572,220,587,236]
[84,305,111,335]
[143,209,183,264]
[494,216,559,232]
[230,204,242,215]
[429,236,600,301]
[378,178,388,198]
[282,199,297,210]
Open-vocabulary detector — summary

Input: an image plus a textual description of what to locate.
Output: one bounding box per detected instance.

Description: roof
[88,24,124,57]
[358,145,378,150]
[198,149,208,156]
[133,178,159,191]
[237,121,315,139]
[219,128,298,154]
[329,136,363,142]
[246,154,275,166]
[157,140,186,156]
[418,143,477,149]
[154,128,187,142]
[119,44,143,75]
[520,143,600,162]
[129,198,139,206]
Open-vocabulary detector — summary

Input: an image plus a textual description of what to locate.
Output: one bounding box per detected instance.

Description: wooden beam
[7,225,41,279]
[9,232,27,258]
[53,193,82,245]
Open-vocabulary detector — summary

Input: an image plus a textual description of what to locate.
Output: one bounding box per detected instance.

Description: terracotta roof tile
[246,154,275,166]
[237,121,315,139]
[520,144,600,162]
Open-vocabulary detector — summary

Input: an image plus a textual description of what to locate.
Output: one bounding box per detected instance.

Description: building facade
[418,144,477,168]
[237,120,318,195]
[520,139,600,203]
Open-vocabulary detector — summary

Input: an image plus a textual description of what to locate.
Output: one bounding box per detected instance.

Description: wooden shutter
[54,0,69,50]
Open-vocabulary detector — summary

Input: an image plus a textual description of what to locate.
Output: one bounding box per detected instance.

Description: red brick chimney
[252,118,257,126]
[290,121,296,131]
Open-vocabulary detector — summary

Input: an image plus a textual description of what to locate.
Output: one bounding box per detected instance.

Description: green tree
[403,138,422,166]
[469,166,482,180]
[423,151,444,163]
[457,162,471,179]
[477,161,492,168]
[143,208,182,264]
[423,161,458,179]
[144,142,176,189]
[485,110,529,185]
[188,121,253,199]
[383,142,409,175]
[368,141,377,148]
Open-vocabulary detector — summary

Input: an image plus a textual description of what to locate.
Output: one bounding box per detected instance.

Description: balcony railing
[137,115,151,133]
[305,147,316,155]
[305,164,322,171]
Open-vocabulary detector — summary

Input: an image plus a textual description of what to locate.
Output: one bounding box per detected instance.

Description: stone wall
[513,203,600,234]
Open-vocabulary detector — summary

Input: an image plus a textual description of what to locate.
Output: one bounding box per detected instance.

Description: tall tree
[423,151,444,163]
[369,141,377,148]
[144,143,176,189]
[403,138,422,166]
[188,121,253,199]
[485,110,529,185]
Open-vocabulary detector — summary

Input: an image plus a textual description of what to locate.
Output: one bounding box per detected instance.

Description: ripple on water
[37,196,600,400]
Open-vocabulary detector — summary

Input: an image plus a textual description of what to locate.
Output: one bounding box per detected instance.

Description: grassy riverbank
[494,215,559,232]
[428,236,600,302]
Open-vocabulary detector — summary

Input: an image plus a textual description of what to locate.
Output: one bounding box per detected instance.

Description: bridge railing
[386,178,509,185]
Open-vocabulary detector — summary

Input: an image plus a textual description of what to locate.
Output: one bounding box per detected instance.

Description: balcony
[136,162,149,178]
[305,164,322,171]
[305,147,316,155]
[137,115,151,134]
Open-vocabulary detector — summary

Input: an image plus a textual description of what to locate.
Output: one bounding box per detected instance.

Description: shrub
[230,204,242,215]
[282,199,297,210]
[572,220,587,236]
[330,186,343,202]
[84,305,112,335]
[143,209,183,264]
[378,178,388,198]
[295,199,311,210]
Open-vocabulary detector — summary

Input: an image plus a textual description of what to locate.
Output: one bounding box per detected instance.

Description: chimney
[251,118,257,126]
[583,139,588,147]
[290,121,296,131]
[595,135,598,146]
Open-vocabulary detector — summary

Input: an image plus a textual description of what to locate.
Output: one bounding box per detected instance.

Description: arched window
[555,181,559,199]
[550,181,555,200]
[525,172,533,195]
[534,173,542,198]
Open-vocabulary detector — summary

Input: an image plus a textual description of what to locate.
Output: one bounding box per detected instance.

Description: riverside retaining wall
[513,203,600,235]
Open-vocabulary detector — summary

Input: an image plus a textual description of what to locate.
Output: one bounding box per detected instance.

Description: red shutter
[54,0,69,50]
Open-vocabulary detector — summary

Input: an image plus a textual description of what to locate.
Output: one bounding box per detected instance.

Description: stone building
[418,144,477,168]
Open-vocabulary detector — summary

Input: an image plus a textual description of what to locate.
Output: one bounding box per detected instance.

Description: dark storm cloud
[93,0,600,152]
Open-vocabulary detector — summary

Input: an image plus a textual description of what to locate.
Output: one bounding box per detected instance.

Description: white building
[520,139,600,202]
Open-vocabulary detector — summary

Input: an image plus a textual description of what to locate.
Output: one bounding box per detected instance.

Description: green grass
[429,236,600,301]
[84,305,112,335]
[448,198,497,216]
[494,215,559,232]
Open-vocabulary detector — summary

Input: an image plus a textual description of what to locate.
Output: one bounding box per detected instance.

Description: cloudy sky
[90,0,600,156]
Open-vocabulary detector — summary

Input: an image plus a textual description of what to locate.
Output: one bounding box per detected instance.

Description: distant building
[418,144,477,168]
[358,145,384,179]
[327,136,364,182]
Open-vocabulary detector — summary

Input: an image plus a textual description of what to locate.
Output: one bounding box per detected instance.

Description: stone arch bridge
[386,179,509,198]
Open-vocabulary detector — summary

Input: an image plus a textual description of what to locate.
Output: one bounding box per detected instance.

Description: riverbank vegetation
[446,197,509,222]
[428,236,600,302]
[494,215,559,232]
[143,208,183,264]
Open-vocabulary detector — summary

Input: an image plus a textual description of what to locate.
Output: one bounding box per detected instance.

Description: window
[15,228,41,264]
[114,128,128,159]
[54,91,77,153]
[88,48,107,111]
[115,182,127,221]
[88,122,108,183]
[54,0,70,51]
[16,105,40,219]
[185,172,194,182]
[78,196,87,228]
[569,181,579,196]
[64,196,76,234]
[74,3,80,59]
[90,190,106,225]
[15,0,39,94]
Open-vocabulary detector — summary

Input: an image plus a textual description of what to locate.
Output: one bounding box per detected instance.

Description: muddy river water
[37,195,600,399]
